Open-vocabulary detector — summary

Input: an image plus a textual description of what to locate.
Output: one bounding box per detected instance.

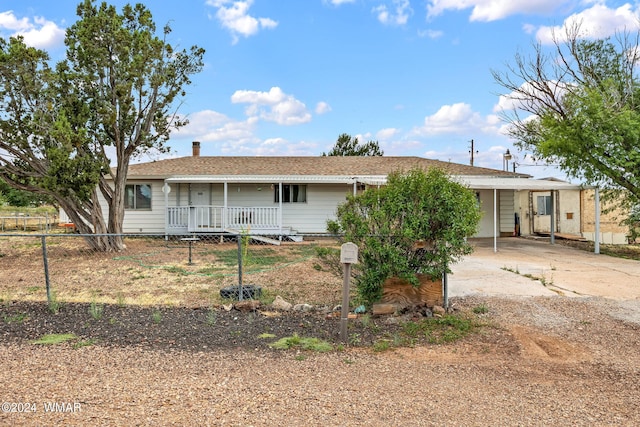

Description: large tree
[493,24,640,215]
[322,133,383,156]
[0,0,204,250]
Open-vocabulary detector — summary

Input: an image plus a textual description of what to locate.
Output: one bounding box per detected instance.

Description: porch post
[278,182,283,234]
[163,180,169,239]
[223,182,228,229]
[493,188,498,253]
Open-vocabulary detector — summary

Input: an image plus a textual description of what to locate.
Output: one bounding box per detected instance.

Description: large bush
[327,168,481,305]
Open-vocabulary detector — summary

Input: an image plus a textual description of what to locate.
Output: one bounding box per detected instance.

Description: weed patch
[31,333,77,345]
[270,333,333,352]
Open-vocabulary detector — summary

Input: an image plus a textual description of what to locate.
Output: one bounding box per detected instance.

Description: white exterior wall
[88,179,169,233]
[120,180,167,233]
[516,190,581,236]
[106,180,531,237]
[279,184,350,233]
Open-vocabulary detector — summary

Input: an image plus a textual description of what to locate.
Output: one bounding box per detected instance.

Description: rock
[432,305,446,317]
[234,300,261,312]
[293,303,313,312]
[372,303,400,316]
[222,304,233,312]
[272,295,293,311]
[333,305,342,312]
[383,316,400,325]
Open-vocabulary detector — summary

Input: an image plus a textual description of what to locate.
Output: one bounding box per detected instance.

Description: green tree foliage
[322,133,383,156]
[0,177,51,207]
[493,24,640,221]
[0,1,204,250]
[327,168,481,305]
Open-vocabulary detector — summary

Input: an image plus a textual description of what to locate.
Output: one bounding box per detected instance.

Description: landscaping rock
[234,300,261,312]
[272,295,293,311]
[372,303,399,316]
[293,303,313,312]
[432,305,446,317]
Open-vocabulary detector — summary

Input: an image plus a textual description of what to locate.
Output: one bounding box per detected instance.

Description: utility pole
[469,139,478,166]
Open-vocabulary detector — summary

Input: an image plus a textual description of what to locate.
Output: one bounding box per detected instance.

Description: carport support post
[550,191,555,245]
[594,187,600,254]
[493,188,498,253]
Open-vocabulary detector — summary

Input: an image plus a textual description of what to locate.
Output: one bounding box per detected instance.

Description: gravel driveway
[1,238,639,426]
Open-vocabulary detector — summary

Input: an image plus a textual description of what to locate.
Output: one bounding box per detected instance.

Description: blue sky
[2,1,639,181]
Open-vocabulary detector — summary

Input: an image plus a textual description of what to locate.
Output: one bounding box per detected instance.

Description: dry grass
[0,235,344,307]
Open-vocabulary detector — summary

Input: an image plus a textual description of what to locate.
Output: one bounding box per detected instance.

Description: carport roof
[459,177,584,191]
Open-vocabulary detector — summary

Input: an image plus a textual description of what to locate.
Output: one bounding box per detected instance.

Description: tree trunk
[57,188,124,252]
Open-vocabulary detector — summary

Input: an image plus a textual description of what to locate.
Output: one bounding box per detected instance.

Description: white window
[537,195,552,215]
[274,184,307,203]
[125,184,152,210]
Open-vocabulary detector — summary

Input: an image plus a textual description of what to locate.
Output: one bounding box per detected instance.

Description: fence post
[237,234,243,301]
[41,235,52,304]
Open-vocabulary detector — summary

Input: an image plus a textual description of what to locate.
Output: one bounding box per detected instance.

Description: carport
[461,177,601,254]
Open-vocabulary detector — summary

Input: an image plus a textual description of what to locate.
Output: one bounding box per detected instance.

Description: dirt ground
[1,237,640,425]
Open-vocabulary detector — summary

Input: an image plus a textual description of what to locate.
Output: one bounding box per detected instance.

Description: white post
[594,187,600,254]
[223,182,228,229]
[493,188,498,253]
[278,182,283,235]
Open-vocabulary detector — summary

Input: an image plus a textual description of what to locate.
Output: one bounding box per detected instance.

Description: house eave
[164,175,388,184]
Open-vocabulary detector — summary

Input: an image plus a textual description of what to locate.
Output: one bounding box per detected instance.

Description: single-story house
[90,141,598,248]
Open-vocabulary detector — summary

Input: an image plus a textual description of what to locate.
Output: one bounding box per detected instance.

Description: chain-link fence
[0,232,344,308]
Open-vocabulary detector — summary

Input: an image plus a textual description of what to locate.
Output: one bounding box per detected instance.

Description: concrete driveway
[449,238,640,300]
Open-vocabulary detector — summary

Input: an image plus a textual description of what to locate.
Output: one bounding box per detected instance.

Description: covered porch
[160,175,368,236]
[166,205,285,234]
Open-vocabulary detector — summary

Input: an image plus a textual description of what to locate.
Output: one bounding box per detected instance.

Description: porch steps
[224,228,282,246]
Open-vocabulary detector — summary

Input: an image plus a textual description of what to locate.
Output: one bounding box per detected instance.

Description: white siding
[217,183,351,233]
[499,190,515,235]
[92,179,168,233]
[279,184,351,233]
[121,180,167,233]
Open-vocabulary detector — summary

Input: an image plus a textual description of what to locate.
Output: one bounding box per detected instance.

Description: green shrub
[328,168,481,305]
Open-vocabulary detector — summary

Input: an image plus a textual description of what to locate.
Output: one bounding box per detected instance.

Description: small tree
[322,133,383,156]
[327,168,481,305]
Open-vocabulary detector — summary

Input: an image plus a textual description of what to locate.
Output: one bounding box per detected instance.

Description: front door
[190,183,210,206]
[188,184,212,231]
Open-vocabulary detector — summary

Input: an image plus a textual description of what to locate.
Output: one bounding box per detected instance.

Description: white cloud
[535,3,640,45]
[231,87,312,125]
[376,127,399,140]
[206,0,278,44]
[418,28,444,39]
[325,0,356,5]
[373,0,413,25]
[0,11,65,49]
[315,101,332,114]
[173,110,258,144]
[426,0,569,22]
[414,102,499,136]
